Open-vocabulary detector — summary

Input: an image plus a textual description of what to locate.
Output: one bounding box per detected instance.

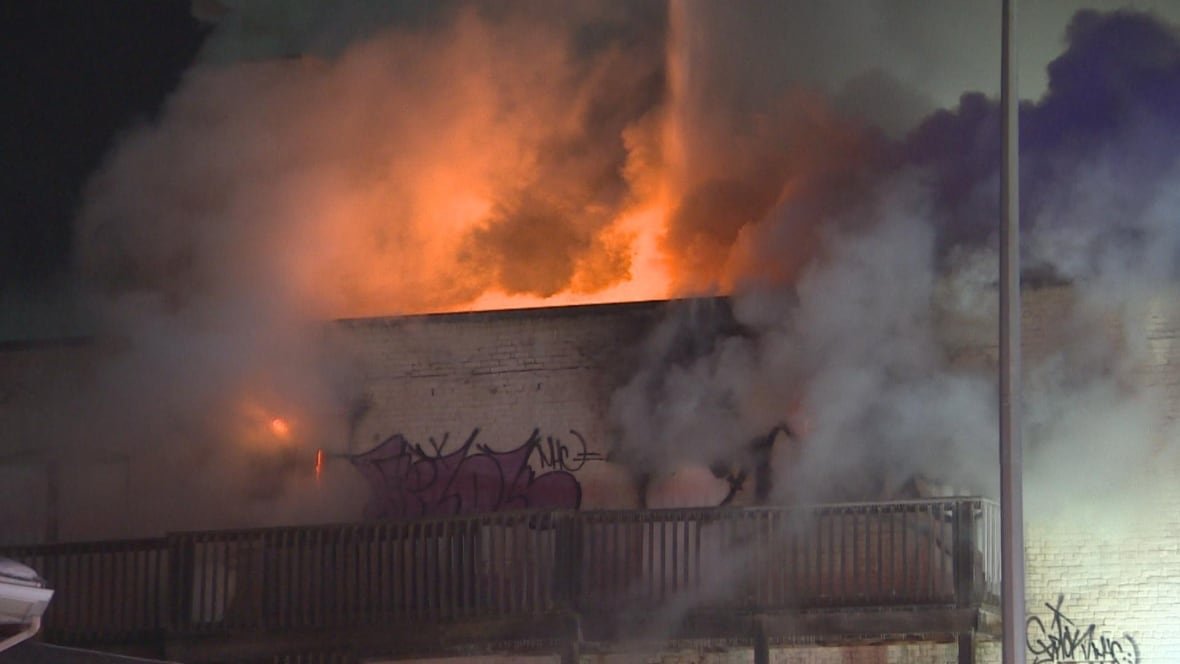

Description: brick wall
[1020,474,1180,664]
[914,283,1180,663]
[338,285,1179,662]
[985,286,1180,664]
[2,288,1177,662]
[330,300,665,511]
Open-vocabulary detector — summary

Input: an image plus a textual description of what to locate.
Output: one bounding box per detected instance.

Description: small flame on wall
[234,401,302,450]
[269,417,291,440]
[315,449,325,482]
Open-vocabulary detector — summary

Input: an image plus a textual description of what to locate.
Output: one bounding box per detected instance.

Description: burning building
[2,284,1179,663]
[2,1,1180,662]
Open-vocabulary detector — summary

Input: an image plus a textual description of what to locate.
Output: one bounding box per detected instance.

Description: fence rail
[2,498,1000,645]
[2,538,169,643]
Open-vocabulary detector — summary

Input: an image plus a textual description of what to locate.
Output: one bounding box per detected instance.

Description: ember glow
[269,417,291,440]
[234,401,300,449]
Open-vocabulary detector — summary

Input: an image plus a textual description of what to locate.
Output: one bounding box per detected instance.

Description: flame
[287,142,679,318]
[78,4,850,321]
[315,448,324,481]
[233,400,300,450]
[463,202,673,312]
[70,7,681,321]
[269,417,291,440]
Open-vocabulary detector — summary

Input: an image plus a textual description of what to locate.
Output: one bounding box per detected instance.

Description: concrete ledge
[161,605,1001,662]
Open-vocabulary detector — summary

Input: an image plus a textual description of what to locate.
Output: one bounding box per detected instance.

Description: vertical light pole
[999,0,1025,662]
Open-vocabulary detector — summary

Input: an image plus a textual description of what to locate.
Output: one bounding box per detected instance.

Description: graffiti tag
[531,429,603,472]
[1026,595,1139,664]
[351,428,596,519]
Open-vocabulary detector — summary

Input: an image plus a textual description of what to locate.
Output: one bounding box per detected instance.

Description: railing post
[560,611,583,664]
[754,616,770,664]
[958,631,977,664]
[165,534,187,633]
[553,512,582,611]
[954,500,979,607]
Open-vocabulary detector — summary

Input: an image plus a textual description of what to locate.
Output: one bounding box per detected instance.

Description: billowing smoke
[80,1,668,316]
[12,2,1180,540]
[20,1,671,538]
[610,8,1180,516]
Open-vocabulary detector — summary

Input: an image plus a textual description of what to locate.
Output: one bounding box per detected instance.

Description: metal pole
[999,0,1026,662]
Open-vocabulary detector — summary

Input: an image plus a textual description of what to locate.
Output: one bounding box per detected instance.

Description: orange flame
[315,449,325,481]
[269,417,291,440]
[75,6,866,321]
[233,400,300,450]
[251,14,683,318]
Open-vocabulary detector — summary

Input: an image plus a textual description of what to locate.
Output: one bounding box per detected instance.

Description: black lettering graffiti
[530,429,603,472]
[1026,595,1139,664]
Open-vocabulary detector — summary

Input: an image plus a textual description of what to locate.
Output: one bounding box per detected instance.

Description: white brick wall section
[331,303,658,512]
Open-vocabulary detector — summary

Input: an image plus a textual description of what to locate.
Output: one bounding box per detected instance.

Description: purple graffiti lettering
[351,428,585,519]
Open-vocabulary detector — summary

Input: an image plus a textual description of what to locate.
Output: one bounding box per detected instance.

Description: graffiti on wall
[351,428,602,519]
[1026,595,1139,664]
[530,428,604,471]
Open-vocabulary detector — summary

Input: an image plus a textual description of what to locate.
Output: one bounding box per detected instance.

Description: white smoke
[610,6,1180,517]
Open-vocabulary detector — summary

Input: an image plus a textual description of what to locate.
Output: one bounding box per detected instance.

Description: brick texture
[1,288,1177,662]
[330,301,663,511]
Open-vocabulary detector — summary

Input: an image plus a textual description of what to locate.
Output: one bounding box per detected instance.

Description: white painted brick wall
[1011,288,1180,664]
[1019,471,1180,663]
[330,301,663,510]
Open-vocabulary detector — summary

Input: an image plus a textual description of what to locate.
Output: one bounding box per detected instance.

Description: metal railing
[575,499,1001,612]
[2,498,999,645]
[2,538,169,643]
[170,513,565,633]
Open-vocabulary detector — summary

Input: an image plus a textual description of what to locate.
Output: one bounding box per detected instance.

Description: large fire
[462,202,674,312]
[79,3,819,321]
[70,3,878,477]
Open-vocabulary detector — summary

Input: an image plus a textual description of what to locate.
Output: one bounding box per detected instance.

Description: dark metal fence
[2,538,169,643]
[2,498,999,645]
[169,512,564,633]
[572,499,1001,612]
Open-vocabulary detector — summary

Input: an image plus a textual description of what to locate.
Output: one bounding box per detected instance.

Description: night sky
[0,0,206,292]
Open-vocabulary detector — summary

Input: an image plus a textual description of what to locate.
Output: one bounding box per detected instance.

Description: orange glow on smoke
[269,417,291,440]
[289,168,678,318]
[74,6,872,322]
[247,13,687,320]
[462,202,674,312]
[235,400,299,450]
[271,30,865,319]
